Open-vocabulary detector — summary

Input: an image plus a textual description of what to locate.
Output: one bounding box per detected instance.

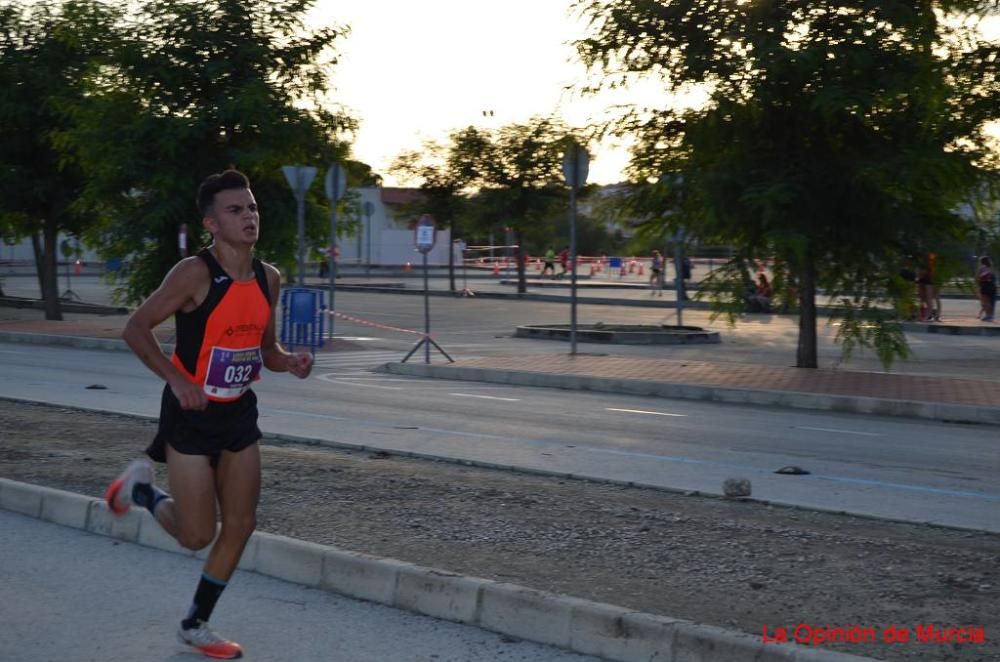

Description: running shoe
[178,621,243,659]
[103,459,153,516]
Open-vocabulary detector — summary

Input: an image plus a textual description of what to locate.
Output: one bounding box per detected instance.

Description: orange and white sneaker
[178,621,243,659]
[103,459,153,516]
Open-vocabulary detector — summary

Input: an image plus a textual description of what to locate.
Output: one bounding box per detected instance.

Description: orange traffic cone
[404,261,411,272]
[492,262,500,277]
[638,264,644,276]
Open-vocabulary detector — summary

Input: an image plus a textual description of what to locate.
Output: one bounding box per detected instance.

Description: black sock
[131,482,169,516]
[181,574,228,630]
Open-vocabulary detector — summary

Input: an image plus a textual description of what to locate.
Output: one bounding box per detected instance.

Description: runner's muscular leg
[203,442,261,582]
[163,444,219,550]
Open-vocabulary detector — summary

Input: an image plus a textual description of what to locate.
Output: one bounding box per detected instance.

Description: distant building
[338,186,453,266]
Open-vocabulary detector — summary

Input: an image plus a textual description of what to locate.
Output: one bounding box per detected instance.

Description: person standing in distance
[106,169,313,659]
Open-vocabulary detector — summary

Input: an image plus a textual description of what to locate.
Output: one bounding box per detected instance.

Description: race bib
[204,346,263,399]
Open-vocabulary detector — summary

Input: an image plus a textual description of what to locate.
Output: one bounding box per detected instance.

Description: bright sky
[309,3,1000,188]
[307,0,632,186]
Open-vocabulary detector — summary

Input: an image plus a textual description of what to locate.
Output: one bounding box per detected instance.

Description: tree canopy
[575,0,1000,368]
[395,117,603,293]
[0,0,122,319]
[60,0,356,302]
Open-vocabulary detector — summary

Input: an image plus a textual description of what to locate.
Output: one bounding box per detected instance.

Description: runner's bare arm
[261,263,313,379]
[122,258,210,410]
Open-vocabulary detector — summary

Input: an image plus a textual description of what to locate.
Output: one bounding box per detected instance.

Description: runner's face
[205,188,259,245]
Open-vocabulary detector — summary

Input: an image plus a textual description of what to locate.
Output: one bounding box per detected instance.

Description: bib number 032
[204,346,263,400]
[224,364,255,384]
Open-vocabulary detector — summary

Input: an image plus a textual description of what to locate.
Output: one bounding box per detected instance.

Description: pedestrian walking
[916,266,934,322]
[927,252,942,321]
[977,256,996,321]
[107,169,314,659]
[649,250,664,296]
[748,272,773,312]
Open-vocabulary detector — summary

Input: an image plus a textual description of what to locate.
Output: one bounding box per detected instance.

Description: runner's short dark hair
[197,169,251,217]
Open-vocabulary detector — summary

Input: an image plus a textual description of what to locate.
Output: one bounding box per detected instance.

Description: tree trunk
[514,228,526,294]
[796,255,817,368]
[32,231,44,295]
[448,220,456,293]
[34,224,63,321]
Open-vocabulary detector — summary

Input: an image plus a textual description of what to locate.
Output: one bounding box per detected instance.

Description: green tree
[0,0,121,319]
[458,118,585,293]
[575,0,999,368]
[61,0,356,302]
[394,119,593,293]
[392,136,470,293]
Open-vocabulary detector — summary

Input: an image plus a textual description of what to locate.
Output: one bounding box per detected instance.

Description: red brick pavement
[448,355,1000,408]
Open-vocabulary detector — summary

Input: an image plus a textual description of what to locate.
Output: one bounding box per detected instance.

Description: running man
[106,169,313,659]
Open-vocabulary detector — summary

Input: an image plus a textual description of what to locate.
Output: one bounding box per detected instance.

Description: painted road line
[606,407,686,417]
[315,375,414,382]
[269,409,349,421]
[319,377,405,390]
[795,426,883,437]
[450,393,521,402]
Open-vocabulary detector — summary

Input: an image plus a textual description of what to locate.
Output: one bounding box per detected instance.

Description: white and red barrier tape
[327,310,429,337]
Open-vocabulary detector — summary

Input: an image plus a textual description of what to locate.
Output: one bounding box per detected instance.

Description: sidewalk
[0,481,868,662]
[0,507,598,662]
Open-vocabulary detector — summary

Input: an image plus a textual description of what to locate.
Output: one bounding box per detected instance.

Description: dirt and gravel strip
[1,399,996,661]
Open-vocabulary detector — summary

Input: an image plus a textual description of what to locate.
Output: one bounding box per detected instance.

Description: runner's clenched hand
[286,352,313,379]
[169,377,208,410]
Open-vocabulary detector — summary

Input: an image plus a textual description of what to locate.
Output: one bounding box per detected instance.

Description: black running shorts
[147,384,262,464]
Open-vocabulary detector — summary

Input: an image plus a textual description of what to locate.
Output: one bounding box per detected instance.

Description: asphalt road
[2,339,998,533]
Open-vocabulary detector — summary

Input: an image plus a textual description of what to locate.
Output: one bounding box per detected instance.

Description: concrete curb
[383,362,1000,427]
[515,324,722,345]
[329,283,719,310]
[0,331,173,354]
[900,321,1000,336]
[0,478,872,662]
[0,296,128,315]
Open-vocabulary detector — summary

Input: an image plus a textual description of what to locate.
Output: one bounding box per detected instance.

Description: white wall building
[1,235,102,266]
[337,186,452,266]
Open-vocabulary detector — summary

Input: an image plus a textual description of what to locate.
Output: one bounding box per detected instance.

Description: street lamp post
[562,142,590,356]
[281,165,318,286]
[324,163,347,330]
[673,228,685,327]
[363,200,374,277]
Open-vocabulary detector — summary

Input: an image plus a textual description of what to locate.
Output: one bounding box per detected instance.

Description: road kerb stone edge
[0,331,174,354]
[0,479,877,662]
[382,362,1000,426]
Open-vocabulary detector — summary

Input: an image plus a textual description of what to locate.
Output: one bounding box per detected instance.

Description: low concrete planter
[515,324,721,345]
